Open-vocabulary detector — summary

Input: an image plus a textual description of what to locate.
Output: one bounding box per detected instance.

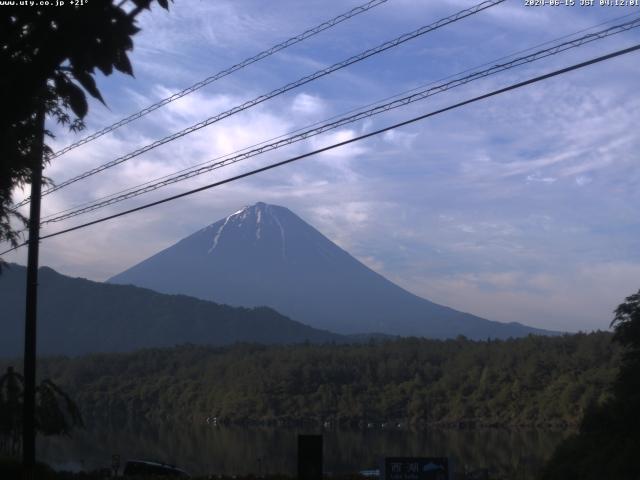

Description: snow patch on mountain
[209,207,248,253]
[256,207,262,240]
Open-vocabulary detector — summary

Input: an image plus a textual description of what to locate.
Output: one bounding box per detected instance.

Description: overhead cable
[43,10,640,221]
[40,17,640,224]
[3,42,638,256]
[48,0,391,159]
[15,0,504,208]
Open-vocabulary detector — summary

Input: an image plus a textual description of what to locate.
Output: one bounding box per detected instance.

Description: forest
[1,332,618,429]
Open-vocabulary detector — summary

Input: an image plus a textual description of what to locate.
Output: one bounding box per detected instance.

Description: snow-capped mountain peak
[109,202,555,339]
[206,202,287,258]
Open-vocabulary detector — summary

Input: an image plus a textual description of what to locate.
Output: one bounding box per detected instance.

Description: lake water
[37,423,569,478]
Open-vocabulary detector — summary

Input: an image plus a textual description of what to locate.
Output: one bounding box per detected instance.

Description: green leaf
[72,70,105,105]
[66,82,88,119]
[54,74,89,118]
[113,51,133,76]
[54,73,87,118]
[131,0,153,10]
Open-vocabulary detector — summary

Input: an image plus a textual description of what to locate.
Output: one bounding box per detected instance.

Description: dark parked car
[123,460,190,477]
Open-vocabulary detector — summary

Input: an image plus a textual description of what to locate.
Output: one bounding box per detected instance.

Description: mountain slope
[109,202,555,339]
[0,264,343,357]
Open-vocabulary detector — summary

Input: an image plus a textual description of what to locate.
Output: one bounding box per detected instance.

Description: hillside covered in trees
[0,264,342,357]
[5,332,618,429]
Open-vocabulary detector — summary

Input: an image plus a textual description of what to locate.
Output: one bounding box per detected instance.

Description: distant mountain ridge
[0,264,343,357]
[109,202,556,339]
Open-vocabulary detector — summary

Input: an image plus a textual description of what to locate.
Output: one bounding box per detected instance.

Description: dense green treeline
[538,291,640,480]
[3,332,618,429]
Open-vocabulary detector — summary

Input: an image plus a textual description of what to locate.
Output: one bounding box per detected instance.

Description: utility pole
[23,107,45,476]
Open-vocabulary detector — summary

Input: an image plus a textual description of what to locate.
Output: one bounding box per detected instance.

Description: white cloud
[575,175,592,187]
[457,224,476,234]
[291,93,326,116]
[382,129,418,150]
[526,173,557,184]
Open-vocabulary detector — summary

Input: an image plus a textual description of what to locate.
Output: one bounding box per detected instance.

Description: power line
[3,42,638,256]
[37,7,640,212]
[48,0,391,160]
[14,0,504,208]
[39,16,640,224]
[41,10,640,222]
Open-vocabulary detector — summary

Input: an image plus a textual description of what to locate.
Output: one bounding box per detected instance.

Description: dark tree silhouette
[0,0,171,265]
[611,290,640,356]
[540,289,640,480]
[0,367,23,456]
[0,367,84,458]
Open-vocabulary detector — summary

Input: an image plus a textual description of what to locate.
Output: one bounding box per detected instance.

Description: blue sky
[5,0,640,332]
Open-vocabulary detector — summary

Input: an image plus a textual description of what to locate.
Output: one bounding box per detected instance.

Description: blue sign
[384,457,449,480]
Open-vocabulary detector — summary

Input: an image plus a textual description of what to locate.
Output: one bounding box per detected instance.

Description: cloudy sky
[4,0,640,332]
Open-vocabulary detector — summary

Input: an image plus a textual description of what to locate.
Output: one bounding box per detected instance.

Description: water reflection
[37,422,569,478]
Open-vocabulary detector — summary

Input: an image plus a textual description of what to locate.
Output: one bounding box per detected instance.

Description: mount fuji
[109,202,554,339]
